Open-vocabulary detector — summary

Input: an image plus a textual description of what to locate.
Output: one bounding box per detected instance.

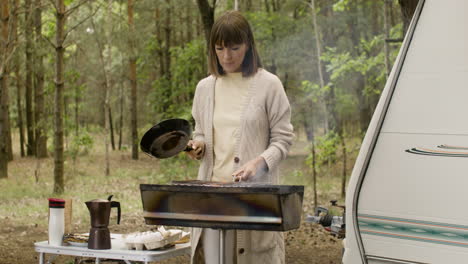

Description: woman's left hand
[232,156,268,182]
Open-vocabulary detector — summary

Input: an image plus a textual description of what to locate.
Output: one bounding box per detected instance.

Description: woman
[187,10,294,264]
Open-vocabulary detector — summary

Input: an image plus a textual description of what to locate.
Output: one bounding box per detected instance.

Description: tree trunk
[196,9,203,39]
[303,115,317,211]
[104,19,111,172]
[311,0,325,91]
[25,0,35,156]
[370,0,380,36]
[357,82,372,134]
[196,0,215,46]
[73,45,81,136]
[312,0,337,133]
[128,0,138,160]
[15,76,24,157]
[173,3,180,46]
[384,0,391,77]
[0,81,7,177]
[271,0,278,12]
[310,0,327,132]
[339,131,347,198]
[34,0,47,158]
[0,0,10,178]
[53,0,66,194]
[106,0,115,151]
[312,0,340,178]
[109,105,115,150]
[13,63,25,157]
[155,7,165,78]
[33,0,46,184]
[63,93,68,150]
[312,140,317,211]
[185,4,192,43]
[246,0,252,11]
[1,0,13,162]
[264,0,270,12]
[309,0,330,208]
[347,2,370,133]
[398,0,418,35]
[90,8,111,175]
[12,0,24,157]
[160,0,172,112]
[74,79,79,136]
[164,0,171,80]
[118,76,123,150]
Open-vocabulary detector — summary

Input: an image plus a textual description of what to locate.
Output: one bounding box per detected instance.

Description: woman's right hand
[186,140,205,160]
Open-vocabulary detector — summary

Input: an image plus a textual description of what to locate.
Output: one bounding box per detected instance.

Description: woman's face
[215,43,248,73]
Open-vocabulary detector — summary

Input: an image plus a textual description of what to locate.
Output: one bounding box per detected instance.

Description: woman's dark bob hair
[208,11,262,77]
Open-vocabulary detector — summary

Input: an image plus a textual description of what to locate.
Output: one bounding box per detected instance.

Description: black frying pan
[140,118,193,159]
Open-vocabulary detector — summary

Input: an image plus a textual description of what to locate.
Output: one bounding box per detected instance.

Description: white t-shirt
[212,72,250,182]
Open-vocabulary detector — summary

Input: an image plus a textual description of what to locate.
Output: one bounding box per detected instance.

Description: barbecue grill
[140,181,304,263]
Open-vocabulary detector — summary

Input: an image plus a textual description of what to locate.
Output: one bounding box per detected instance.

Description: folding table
[34,234,190,264]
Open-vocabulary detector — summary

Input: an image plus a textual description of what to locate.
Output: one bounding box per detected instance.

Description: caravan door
[344,0,468,263]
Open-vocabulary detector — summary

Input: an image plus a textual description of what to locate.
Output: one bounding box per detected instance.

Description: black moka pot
[85,195,121,249]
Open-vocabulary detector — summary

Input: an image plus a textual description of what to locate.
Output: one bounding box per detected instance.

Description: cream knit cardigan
[190,69,294,264]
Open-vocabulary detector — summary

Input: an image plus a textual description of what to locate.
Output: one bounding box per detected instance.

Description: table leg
[95,257,100,264]
[39,252,44,264]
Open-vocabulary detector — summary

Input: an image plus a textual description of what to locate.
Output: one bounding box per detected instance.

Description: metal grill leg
[39,253,44,264]
[219,229,225,264]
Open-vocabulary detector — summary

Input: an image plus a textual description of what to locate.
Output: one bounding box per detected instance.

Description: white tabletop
[34,234,190,262]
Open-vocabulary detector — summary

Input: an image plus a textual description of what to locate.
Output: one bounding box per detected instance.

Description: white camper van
[343,0,468,263]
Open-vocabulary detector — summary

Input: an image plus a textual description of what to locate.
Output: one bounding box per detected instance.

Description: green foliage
[67,130,94,160]
[316,132,339,165]
[300,80,325,103]
[42,9,56,39]
[157,155,198,183]
[333,0,352,12]
[306,132,339,172]
[3,0,406,202]
[149,38,206,121]
[283,169,307,186]
[321,34,386,95]
[63,68,87,137]
[64,0,75,6]
[246,11,313,76]
[318,27,401,123]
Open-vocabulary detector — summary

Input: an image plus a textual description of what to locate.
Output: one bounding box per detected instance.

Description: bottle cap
[48,198,65,208]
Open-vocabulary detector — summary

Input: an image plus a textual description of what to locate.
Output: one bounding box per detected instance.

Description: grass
[0,145,199,227]
[0,134,359,229]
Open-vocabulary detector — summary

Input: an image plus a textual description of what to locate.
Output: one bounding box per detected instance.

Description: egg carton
[123,227,183,250]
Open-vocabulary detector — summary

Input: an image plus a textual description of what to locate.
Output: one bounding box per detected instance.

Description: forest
[0,0,417,183]
[0,0,421,263]
[0,0,417,194]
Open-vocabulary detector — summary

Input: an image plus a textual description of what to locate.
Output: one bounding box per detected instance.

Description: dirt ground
[0,214,342,264]
[0,141,345,263]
